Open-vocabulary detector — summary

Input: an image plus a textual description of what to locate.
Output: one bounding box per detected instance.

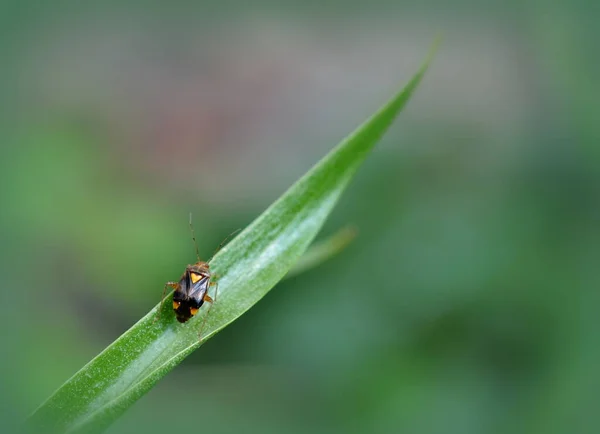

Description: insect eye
[190,307,199,316]
[173,301,181,309]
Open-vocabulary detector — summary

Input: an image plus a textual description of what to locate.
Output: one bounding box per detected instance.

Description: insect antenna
[189,212,201,261]
[208,228,241,263]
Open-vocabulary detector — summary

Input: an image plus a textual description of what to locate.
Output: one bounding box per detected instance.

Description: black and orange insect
[156,215,238,337]
[168,261,215,324]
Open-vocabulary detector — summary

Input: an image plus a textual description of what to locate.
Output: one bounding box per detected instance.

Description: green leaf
[285,225,358,279]
[28,44,437,434]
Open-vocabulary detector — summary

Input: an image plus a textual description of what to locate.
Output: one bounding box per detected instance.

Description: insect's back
[172,265,211,323]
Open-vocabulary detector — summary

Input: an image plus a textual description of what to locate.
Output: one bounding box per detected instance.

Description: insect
[169,261,214,324]
[156,214,238,338]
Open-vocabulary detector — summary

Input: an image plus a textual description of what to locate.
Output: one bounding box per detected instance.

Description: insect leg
[198,280,218,342]
[154,282,179,323]
[209,275,219,301]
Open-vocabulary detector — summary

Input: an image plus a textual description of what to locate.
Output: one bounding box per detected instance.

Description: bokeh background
[1,1,599,434]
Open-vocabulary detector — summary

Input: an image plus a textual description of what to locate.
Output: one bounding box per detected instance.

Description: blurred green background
[1,1,599,434]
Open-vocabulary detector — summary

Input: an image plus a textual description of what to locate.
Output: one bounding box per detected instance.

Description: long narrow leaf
[28,44,436,434]
[285,225,358,279]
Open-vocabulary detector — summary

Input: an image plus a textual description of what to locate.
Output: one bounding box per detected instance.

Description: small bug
[168,260,214,324]
[156,214,238,339]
